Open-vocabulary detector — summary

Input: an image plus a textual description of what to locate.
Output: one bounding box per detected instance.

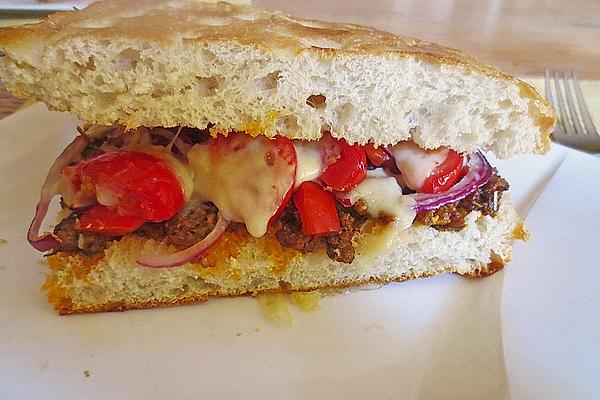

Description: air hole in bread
[94,75,105,86]
[256,71,281,90]
[117,48,141,71]
[275,115,299,134]
[196,75,222,96]
[85,56,96,72]
[306,94,326,109]
[151,90,166,99]
[97,92,116,108]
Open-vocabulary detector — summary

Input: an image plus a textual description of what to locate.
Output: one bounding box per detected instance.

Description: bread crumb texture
[43,197,520,314]
[0,0,553,157]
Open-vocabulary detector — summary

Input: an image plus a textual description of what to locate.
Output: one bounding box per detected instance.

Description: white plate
[0,104,598,399]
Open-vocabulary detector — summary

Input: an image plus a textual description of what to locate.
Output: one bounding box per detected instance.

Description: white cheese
[391,141,448,191]
[292,141,323,187]
[187,137,295,238]
[347,170,416,229]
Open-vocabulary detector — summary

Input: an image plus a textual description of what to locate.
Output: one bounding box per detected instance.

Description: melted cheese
[391,141,448,191]
[187,139,294,237]
[292,141,323,187]
[347,170,416,229]
[257,293,293,326]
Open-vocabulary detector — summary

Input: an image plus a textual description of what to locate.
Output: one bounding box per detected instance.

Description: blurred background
[1,0,598,78]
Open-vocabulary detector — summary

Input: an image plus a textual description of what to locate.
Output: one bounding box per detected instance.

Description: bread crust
[0,0,554,156]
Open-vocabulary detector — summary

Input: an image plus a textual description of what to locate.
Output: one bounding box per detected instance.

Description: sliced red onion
[137,212,230,268]
[409,151,492,212]
[336,196,354,208]
[27,135,89,251]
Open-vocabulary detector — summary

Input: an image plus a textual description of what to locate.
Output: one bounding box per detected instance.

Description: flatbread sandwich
[0,0,555,314]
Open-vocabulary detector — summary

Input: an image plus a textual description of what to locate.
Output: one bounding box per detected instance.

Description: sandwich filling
[29,125,508,267]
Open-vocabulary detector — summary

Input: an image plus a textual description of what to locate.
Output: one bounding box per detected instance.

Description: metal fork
[545,69,600,152]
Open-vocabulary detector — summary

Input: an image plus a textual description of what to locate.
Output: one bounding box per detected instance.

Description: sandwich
[0,0,555,314]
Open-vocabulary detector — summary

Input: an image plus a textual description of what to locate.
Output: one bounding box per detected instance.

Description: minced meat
[53,214,111,255]
[415,171,509,231]
[272,201,368,264]
[164,202,218,249]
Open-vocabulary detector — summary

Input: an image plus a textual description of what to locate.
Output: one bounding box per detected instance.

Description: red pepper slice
[320,139,367,192]
[421,150,465,194]
[76,205,145,236]
[365,144,392,167]
[293,182,341,235]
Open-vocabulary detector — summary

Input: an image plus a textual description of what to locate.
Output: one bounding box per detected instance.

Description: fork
[544,69,600,152]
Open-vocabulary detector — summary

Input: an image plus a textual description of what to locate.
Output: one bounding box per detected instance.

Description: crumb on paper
[0,238,7,244]
[254,327,260,333]
[38,259,49,266]
[83,370,91,378]
[236,332,242,337]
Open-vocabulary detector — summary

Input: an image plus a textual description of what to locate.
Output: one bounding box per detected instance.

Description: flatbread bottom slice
[44,197,524,314]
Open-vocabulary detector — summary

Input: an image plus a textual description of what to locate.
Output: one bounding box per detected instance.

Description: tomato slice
[293,182,341,235]
[76,205,144,236]
[76,151,185,222]
[320,139,367,192]
[365,144,392,167]
[421,150,465,194]
[269,184,293,225]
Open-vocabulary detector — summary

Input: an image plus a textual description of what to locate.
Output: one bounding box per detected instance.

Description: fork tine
[545,69,565,136]
[553,70,574,136]
[544,69,556,119]
[563,70,586,135]
[571,71,599,136]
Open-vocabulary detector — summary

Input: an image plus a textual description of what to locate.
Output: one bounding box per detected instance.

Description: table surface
[1,0,599,119]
